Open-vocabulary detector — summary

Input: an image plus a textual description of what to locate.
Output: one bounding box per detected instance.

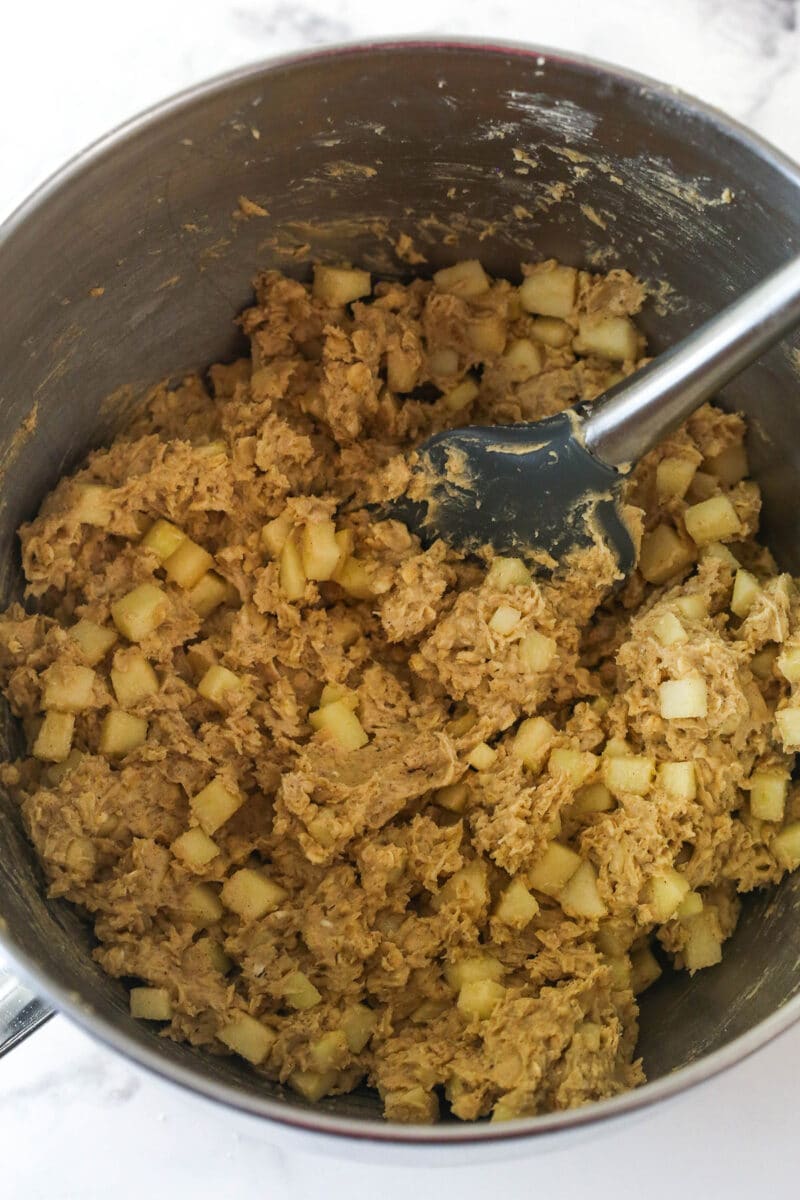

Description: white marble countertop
[3,0,800,1195]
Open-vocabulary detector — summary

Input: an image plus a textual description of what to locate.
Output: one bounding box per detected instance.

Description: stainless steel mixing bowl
[2,38,800,1160]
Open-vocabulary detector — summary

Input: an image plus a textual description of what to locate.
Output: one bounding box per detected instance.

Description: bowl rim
[3,33,800,1148]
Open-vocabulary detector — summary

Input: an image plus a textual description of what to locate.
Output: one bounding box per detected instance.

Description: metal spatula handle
[583,254,800,471]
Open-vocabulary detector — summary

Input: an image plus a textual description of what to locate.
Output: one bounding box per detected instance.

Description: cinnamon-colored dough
[2,259,799,1124]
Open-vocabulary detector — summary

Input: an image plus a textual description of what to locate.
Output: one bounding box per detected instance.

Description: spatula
[388,256,800,574]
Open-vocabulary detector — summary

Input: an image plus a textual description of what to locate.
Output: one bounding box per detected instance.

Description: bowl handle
[0,963,54,1056]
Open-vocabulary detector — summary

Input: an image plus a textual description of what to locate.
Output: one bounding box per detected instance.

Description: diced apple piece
[433,781,470,814]
[191,776,244,835]
[776,707,800,749]
[184,882,224,925]
[312,265,371,306]
[164,537,214,590]
[111,583,169,642]
[41,663,96,712]
[548,748,598,787]
[630,945,662,994]
[342,1003,377,1053]
[749,771,788,822]
[99,710,147,757]
[528,842,581,897]
[218,1013,275,1065]
[310,1030,349,1072]
[560,861,607,919]
[731,569,760,617]
[111,654,158,707]
[519,631,557,672]
[752,645,779,679]
[683,913,722,971]
[73,482,113,526]
[530,316,572,348]
[282,969,322,1010]
[603,737,632,758]
[309,699,368,750]
[410,999,450,1023]
[279,532,307,601]
[130,986,172,1021]
[602,754,654,796]
[773,822,800,870]
[442,376,479,413]
[193,439,228,459]
[457,979,505,1021]
[706,443,748,485]
[141,518,185,562]
[494,876,540,927]
[467,741,497,771]
[486,556,532,591]
[684,495,742,545]
[646,868,691,923]
[198,664,242,707]
[656,457,697,501]
[332,555,375,600]
[574,315,639,362]
[171,827,220,871]
[512,716,556,770]
[659,676,708,720]
[658,761,697,802]
[261,512,293,559]
[68,619,117,665]
[289,1069,339,1102]
[653,611,687,647]
[319,683,358,709]
[444,953,504,990]
[188,571,230,618]
[45,747,83,786]
[221,868,287,921]
[572,782,615,814]
[448,706,477,737]
[433,861,488,916]
[433,259,489,298]
[502,338,543,378]
[427,347,459,376]
[385,341,418,393]
[519,264,577,318]
[301,519,341,581]
[777,643,800,684]
[32,711,75,762]
[197,936,232,973]
[489,604,521,635]
[677,891,704,919]
[639,524,694,584]
[702,541,739,567]
[675,593,708,620]
[468,314,506,357]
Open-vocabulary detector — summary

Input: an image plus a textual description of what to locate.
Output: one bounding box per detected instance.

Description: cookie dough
[2,256,800,1124]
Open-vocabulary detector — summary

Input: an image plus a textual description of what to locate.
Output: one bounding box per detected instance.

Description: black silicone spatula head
[386,255,800,573]
[389,407,636,573]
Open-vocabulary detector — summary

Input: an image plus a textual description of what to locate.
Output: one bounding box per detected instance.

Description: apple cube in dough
[659,677,708,720]
[111,584,169,642]
[191,776,244,835]
[218,1013,276,1065]
[99,711,147,757]
[221,868,287,921]
[41,663,96,712]
[519,264,577,318]
[312,265,371,306]
[129,987,172,1021]
[32,711,75,762]
[111,654,158,707]
[68,619,117,665]
[141,519,186,562]
[171,828,220,871]
[684,495,742,545]
[433,259,490,298]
